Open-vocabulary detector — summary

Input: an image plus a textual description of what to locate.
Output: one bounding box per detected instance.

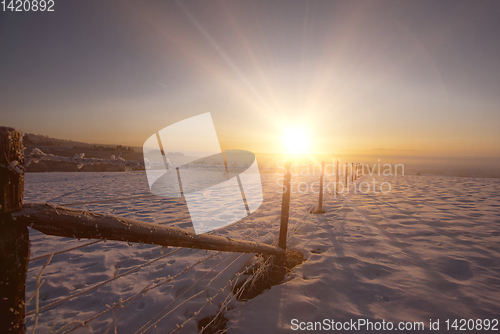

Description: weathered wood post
[175,167,184,197]
[222,151,230,180]
[314,161,325,214]
[351,162,354,181]
[345,163,348,185]
[278,162,291,251]
[0,127,29,333]
[336,160,339,195]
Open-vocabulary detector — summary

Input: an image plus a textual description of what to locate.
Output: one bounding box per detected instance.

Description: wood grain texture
[13,203,284,256]
[0,126,28,333]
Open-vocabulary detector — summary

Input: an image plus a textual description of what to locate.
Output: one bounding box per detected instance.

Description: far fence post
[176,167,184,197]
[336,160,339,195]
[222,150,230,180]
[0,127,29,334]
[345,163,348,185]
[278,162,291,251]
[351,162,354,181]
[314,161,325,214]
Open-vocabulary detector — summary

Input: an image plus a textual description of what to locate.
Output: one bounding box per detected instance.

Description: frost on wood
[7,161,24,174]
[12,203,284,255]
[0,126,24,212]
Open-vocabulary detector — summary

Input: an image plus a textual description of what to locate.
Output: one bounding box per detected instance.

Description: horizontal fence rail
[13,203,284,256]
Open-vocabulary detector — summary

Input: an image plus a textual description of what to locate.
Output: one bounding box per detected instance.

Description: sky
[1,0,500,157]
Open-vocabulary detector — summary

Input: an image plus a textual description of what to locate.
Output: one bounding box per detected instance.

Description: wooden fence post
[336,160,339,195]
[345,163,348,185]
[351,162,354,181]
[314,161,325,214]
[222,151,230,180]
[0,127,29,333]
[175,167,184,197]
[278,162,291,251]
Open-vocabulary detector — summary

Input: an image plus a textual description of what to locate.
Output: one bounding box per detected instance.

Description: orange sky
[2,1,500,158]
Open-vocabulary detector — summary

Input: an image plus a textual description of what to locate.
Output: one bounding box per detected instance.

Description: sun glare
[283,127,310,154]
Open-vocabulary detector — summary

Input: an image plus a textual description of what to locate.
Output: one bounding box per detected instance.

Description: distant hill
[23,133,143,151]
[23,133,93,147]
[23,133,144,172]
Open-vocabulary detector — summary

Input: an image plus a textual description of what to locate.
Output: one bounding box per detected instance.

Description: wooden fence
[0,126,363,333]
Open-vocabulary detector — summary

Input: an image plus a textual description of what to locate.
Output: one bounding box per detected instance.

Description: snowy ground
[24,171,500,333]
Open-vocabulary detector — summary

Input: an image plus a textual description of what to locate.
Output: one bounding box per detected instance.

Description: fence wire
[23,159,344,333]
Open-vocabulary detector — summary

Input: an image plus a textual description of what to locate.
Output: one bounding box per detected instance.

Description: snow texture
[23,172,500,333]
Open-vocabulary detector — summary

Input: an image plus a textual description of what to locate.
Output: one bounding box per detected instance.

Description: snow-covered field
[24,171,500,333]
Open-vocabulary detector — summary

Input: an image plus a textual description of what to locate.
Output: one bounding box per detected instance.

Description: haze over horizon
[1,0,500,158]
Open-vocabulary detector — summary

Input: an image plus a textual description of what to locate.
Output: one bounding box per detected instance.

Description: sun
[283,127,310,154]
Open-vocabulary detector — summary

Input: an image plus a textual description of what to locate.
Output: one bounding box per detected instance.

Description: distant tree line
[22,133,89,147]
[90,145,134,152]
[22,133,135,152]
[23,134,59,146]
[146,149,184,156]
